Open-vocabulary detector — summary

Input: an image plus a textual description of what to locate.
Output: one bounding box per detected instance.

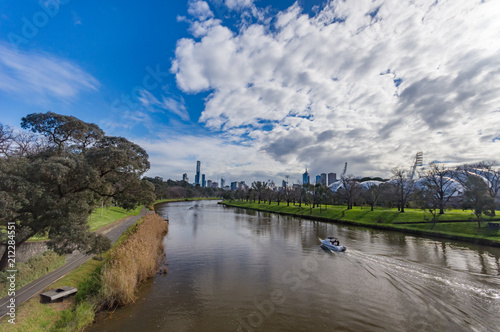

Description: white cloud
[137,88,190,121]
[0,43,99,101]
[188,1,214,21]
[171,0,500,179]
[137,133,291,184]
[225,0,255,11]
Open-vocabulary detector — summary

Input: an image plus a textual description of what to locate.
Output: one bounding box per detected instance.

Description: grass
[0,251,66,298]
[27,205,142,242]
[0,259,103,332]
[0,213,168,331]
[223,200,500,246]
[100,213,168,307]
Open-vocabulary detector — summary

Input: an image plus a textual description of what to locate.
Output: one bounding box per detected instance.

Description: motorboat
[319,236,346,252]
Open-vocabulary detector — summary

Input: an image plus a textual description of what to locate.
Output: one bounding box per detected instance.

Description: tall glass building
[302,169,310,185]
[195,161,201,185]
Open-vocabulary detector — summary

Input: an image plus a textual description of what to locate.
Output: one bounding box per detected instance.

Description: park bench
[488,222,500,230]
[41,286,77,303]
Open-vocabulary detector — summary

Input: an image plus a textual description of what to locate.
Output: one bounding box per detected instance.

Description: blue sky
[1,0,500,185]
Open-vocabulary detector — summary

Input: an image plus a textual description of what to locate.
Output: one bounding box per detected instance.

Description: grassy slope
[0,213,168,331]
[28,206,142,241]
[0,219,139,331]
[0,251,66,299]
[0,206,142,302]
[223,201,500,246]
[0,259,103,332]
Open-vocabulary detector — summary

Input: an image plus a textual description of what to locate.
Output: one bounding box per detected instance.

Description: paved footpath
[0,207,147,318]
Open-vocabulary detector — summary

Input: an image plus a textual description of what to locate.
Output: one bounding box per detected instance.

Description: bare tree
[420,164,457,214]
[283,185,294,206]
[0,123,14,157]
[363,182,384,211]
[251,181,268,204]
[456,161,500,215]
[391,167,415,213]
[462,176,495,228]
[337,175,360,210]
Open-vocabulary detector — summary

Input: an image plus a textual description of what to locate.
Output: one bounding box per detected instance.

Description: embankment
[0,212,169,332]
[222,201,500,247]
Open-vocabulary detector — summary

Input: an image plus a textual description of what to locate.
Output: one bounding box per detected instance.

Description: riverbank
[222,201,500,247]
[154,197,220,205]
[0,212,168,332]
[0,206,144,301]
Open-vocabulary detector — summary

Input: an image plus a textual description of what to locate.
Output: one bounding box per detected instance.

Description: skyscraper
[320,173,327,186]
[195,161,201,185]
[327,173,337,186]
[221,178,225,189]
[182,173,188,182]
[202,174,206,188]
[302,169,310,185]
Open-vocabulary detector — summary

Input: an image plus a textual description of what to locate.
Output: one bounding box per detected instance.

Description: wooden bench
[41,286,77,303]
[488,222,500,230]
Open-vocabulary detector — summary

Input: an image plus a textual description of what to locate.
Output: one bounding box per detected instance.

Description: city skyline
[1,0,499,184]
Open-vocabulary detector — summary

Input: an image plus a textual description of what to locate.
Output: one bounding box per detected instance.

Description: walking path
[0,207,147,318]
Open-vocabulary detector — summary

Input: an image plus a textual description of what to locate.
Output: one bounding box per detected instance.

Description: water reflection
[90,200,500,332]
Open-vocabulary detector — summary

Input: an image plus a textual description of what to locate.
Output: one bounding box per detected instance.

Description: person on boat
[332,239,339,246]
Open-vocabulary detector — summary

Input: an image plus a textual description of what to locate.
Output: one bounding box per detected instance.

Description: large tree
[391,167,415,213]
[0,112,155,270]
[462,176,495,228]
[251,181,268,204]
[336,175,360,210]
[420,164,457,214]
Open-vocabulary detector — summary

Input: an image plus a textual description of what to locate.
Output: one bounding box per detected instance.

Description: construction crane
[341,162,348,178]
[409,152,423,180]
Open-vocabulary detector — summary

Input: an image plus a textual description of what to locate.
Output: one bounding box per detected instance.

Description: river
[90,200,500,331]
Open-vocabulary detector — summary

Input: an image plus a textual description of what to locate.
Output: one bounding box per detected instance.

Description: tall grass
[0,251,66,298]
[99,213,168,307]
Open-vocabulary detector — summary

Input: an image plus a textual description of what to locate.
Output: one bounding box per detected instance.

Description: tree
[337,175,360,210]
[363,182,383,211]
[391,167,415,213]
[420,164,457,214]
[251,181,268,204]
[462,176,495,228]
[283,185,294,206]
[293,186,305,207]
[0,113,155,270]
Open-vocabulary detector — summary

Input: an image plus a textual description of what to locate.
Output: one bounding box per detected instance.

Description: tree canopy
[0,112,155,270]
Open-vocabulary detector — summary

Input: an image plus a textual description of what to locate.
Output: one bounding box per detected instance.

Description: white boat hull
[320,239,347,252]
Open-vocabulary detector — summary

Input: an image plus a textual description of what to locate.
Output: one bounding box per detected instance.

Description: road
[0,207,148,318]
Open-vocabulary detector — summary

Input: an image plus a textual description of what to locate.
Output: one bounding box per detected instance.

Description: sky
[1,0,499,185]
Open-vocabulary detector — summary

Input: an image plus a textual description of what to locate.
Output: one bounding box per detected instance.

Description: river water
[90,200,500,332]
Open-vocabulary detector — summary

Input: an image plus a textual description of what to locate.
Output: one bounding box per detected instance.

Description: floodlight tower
[409,152,423,180]
[341,162,348,178]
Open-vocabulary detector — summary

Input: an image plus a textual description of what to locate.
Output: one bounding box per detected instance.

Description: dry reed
[100,213,168,307]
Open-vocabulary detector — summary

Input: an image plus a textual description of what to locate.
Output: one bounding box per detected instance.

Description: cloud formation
[0,43,99,101]
[171,0,500,178]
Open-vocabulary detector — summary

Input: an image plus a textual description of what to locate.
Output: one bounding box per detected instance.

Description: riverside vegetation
[0,213,168,332]
[222,201,500,246]
[0,205,142,298]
